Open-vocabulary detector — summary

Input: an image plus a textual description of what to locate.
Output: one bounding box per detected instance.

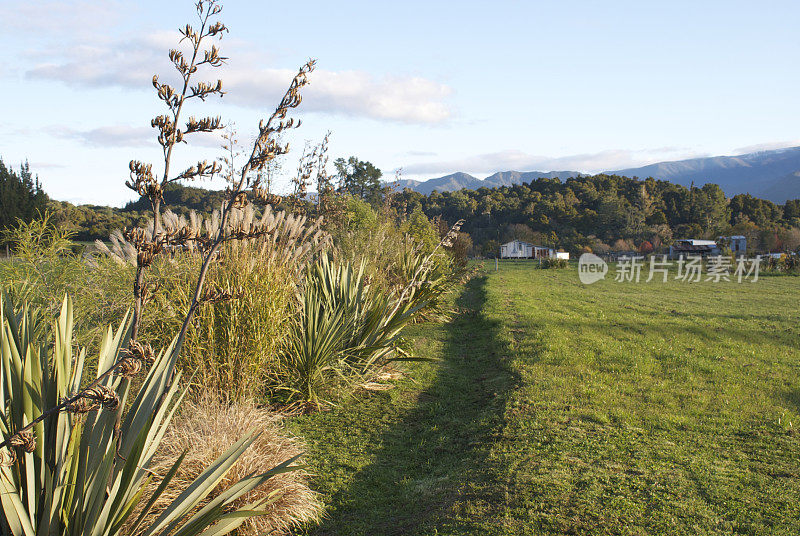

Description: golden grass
[126,394,323,535]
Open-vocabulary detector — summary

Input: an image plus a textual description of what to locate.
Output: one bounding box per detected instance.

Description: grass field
[289,260,800,535]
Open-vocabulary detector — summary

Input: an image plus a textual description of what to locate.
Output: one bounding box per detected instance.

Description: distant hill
[397,170,583,196]
[395,172,483,195]
[611,147,800,202]
[397,146,800,203]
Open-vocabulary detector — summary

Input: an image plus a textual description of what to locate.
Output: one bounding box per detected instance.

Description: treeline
[392,175,800,256]
[5,158,800,256]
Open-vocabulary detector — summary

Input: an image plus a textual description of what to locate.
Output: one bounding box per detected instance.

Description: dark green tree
[334,156,383,206]
[0,159,49,236]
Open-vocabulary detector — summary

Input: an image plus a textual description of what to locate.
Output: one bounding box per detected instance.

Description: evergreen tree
[0,159,49,235]
[334,156,383,207]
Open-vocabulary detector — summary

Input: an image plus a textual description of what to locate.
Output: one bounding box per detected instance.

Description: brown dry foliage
[125,395,322,535]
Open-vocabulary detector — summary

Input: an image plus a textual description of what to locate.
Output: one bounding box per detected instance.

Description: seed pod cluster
[0,447,16,467]
[83,385,120,411]
[9,429,35,453]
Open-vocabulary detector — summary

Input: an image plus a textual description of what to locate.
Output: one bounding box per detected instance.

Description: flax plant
[281,220,465,409]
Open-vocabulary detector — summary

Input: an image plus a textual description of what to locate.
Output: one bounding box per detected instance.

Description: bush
[95,206,328,399]
[0,213,133,349]
[540,257,568,269]
[762,253,800,274]
[279,245,449,408]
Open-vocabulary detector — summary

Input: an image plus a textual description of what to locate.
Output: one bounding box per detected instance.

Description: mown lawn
[289,261,800,535]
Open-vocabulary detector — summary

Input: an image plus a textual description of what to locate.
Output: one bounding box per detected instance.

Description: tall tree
[334,156,382,206]
[0,159,49,234]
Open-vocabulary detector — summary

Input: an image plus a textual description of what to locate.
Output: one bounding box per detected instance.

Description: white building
[500,240,568,259]
[500,240,534,258]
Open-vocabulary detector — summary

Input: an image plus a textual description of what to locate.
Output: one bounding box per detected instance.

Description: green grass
[289,260,800,535]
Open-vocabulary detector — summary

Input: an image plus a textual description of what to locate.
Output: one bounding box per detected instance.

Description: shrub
[540,257,568,269]
[1,213,134,349]
[279,252,417,408]
[281,223,464,408]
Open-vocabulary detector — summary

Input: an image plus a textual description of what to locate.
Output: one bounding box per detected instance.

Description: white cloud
[48,123,228,149]
[25,31,453,124]
[52,125,154,147]
[733,140,800,154]
[29,162,66,170]
[231,68,452,124]
[26,32,174,89]
[401,147,708,177]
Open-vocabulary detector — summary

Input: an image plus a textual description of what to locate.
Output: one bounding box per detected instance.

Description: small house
[500,240,533,258]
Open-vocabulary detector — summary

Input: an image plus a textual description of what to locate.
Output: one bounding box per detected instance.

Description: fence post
[495,257,498,271]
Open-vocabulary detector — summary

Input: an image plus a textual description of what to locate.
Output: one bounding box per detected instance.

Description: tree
[0,160,49,236]
[334,156,382,206]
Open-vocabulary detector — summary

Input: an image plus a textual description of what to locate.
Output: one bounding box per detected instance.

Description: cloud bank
[400,147,706,177]
[25,32,453,125]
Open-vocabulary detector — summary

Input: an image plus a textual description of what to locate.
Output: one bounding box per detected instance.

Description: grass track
[290,261,800,535]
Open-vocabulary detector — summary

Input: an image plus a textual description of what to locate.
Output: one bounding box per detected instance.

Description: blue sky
[2,0,799,206]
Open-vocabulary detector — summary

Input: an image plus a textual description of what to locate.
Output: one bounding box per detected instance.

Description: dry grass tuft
[127,395,323,535]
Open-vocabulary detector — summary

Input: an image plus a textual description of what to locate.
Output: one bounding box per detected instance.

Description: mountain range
[395,146,800,203]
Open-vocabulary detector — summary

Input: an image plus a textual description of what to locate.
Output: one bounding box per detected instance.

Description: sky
[2,0,799,206]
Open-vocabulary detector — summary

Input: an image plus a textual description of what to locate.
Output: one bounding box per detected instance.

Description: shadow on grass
[309,275,517,535]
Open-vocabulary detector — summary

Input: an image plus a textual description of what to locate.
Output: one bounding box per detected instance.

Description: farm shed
[719,235,747,256]
[669,239,720,258]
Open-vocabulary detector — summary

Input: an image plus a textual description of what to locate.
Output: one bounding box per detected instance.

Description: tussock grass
[128,394,323,536]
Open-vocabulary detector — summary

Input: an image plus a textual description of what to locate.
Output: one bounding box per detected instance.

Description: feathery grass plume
[95,229,138,265]
[125,395,322,536]
[96,204,329,398]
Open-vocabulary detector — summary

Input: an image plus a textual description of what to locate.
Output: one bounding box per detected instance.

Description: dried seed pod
[201,285,234,304]
[0,447,16,467]
[232,192,248,208]
[127,340,156,364]
[84,385,120,411]
[9,429,35,453]
[117,357,143,378]
[64,396,100,414]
